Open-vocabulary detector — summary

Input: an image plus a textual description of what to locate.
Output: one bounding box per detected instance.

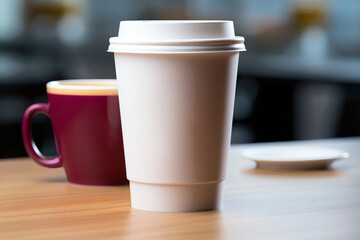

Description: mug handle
[22,103,63,168]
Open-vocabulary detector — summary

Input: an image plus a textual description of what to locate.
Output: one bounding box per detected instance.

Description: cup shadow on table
[39,176,68,183]
[122,209,223,238]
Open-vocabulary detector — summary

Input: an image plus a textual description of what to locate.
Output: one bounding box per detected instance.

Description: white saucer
[241,146,349,170]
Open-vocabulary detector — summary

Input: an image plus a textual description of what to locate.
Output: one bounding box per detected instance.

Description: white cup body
[114,51,239,212]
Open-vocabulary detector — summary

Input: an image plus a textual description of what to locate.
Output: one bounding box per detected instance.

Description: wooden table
[1,138,360,239]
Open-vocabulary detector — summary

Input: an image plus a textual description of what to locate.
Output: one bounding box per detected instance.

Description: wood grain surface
[1,138,360,240]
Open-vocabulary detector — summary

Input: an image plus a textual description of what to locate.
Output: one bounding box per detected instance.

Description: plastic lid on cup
[108,20,246,54]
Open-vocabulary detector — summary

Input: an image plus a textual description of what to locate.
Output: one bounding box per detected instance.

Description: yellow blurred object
[25,0,77,22]
[292,1,327,32]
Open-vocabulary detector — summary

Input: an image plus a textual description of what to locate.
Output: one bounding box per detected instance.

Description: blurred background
[0,0,360,158]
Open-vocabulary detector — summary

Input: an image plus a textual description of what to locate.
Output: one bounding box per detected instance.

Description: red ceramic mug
[22,80,127,186]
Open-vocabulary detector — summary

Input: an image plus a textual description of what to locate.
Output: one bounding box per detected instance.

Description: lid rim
[108,40,246,54]
[120,20,235,24]
[110,20,245,54]
[109,36,244,46]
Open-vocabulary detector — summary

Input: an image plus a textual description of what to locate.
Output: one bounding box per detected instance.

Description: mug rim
[47,79,118,96]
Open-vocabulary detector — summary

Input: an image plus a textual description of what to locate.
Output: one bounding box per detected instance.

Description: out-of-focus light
[57,13,87,47]
[0,0,24,40]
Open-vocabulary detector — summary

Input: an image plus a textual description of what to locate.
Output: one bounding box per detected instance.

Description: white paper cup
[108,20,245,212]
